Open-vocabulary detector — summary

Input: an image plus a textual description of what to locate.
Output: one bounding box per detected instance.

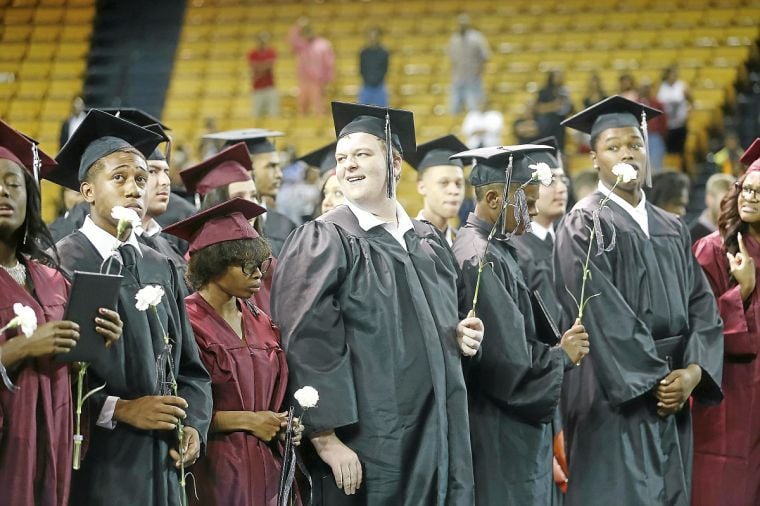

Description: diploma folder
[55,271,123,363]
[531,289,562,346]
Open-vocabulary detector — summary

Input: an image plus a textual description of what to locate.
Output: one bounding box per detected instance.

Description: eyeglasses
[241,256,273,277]
[737,183,760,201]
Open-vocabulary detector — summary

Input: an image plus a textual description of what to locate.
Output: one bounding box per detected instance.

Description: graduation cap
[451,144,555,186]
[202,128,284,155]
[332,101,416,198]
[0,119,57,183]
[740,138,760,172]
[179,142,252,197]
[49,109,165,191]
[163,197,266,255]
[98,107,170,132]
[405,135,468,174]
[531,136,562,169]
[299,141,337,175]
[561,95,663,186]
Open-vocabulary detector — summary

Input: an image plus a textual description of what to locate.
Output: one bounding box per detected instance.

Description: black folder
[531,289,562,346]
[55,271,123,363]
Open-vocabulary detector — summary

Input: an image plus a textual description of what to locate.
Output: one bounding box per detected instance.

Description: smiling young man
[451,144,588,505]
[554,96,723,506]
[271,102,484,505]
[406,135,468,246]
[44,110,212,506]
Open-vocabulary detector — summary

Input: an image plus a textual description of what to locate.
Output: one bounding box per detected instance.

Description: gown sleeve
[554,209,668,408]
[271,221,357,434]
[680,226,724,404]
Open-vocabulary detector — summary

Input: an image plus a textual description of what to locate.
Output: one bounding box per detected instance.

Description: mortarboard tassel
[641,110,652,188]
[31,143,41,186]
[498,154,514,237]
[384,111,394,199]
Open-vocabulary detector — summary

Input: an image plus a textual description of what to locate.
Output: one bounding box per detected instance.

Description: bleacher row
[164,0,759,181]
[0,0,95,155]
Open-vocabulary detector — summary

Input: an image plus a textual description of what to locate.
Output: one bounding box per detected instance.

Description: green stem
[73,362,88,470]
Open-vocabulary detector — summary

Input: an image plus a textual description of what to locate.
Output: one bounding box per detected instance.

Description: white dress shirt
[346,201,414,250]
[415,210,455,246]
[529,220,555,242]
[597,181,649,237]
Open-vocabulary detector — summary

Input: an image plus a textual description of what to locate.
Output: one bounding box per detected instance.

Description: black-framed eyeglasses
[736,182,760,201]
[241,256,273,277]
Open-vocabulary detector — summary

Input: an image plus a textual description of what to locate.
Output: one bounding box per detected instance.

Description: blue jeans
[359,84,388,107]
[450,79,484,114]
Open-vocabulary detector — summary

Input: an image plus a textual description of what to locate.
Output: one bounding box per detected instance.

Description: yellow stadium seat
[0,43,27,62]
[702,8,737,28]
[30,25,62,43]
[558,32,593,52]
[34,7,65,24]
[726,26,760,47]
[2,25,32,43]
[736,7,760,26]
[8,100,42,121]
[40,99,71,120]
[712,45,750,67]
[0,82,18,101]
[47,79,81,99]
[16,80,49,99]
[4,7,35,24]
[57,42,88,60]
[590,32,624,51]
[51,60,85,78]
[669,10,704,28]
[26,43,58,61]
[18,61,51,80]
[678,47,713,68]
[60,25,92,42]
[64,7,95,25]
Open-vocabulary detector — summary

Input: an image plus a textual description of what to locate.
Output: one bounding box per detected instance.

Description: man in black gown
[271,102,484,505]
[44,109,212,506]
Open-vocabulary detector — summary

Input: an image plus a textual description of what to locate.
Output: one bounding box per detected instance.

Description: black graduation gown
[512,230,564,330]
[263,208,297,257]
[155,193,197,255]
[48,201,89,242]
[56,231,212,506]
[138,232,189,296]
[453,213,567,506]
[553,192,724,506]
[271,205,474,506]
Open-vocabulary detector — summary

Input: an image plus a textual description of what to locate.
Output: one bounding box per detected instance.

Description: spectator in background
[618,73,639,102]
[512,100,540,145]
[647,171,691,217]
[690,173,735,244]
[638,78,668,173]
[712,131,745,177]
[288,17,335,116]
[247,31,279,118]
[658,65,692,158]
[58,95,86,148]
[582,73,606,109]
[358,27,389,107]
[571,169,599,202]
[462,98,504,148]
[447,13,489,114]
[534,70,573,150]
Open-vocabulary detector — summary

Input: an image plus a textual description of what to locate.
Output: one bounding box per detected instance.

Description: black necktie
[118,244,137,271]
[544,234,554,248]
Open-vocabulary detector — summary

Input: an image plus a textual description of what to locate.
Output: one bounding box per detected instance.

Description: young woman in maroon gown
[0,120,121,506]
[692,139,760,506]
[164,198,301,506]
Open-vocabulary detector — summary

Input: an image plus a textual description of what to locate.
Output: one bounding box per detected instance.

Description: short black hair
[187,237,271,290]
[647,171,690,207]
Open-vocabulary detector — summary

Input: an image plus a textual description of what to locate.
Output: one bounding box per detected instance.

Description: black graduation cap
[332,101,416,198]
[299,142,337,175]
[0,119,57,183]
[202,128,284,155]
[48,109,164,191]
[562,95,663,186]
[451,144,555,186]
[98,107,170,132]
[531,136,562,169]
[405,135,468,173]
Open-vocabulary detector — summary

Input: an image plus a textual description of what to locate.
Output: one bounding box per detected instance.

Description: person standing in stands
[272,102,484,505]
[657,65,692,162]
[358,27,389,107]
[691,138,760,506]
[447,13,489,114]
[289,17,336,116]
[247,31,279,119]
[45,109,212,506]
[690,173,735,244]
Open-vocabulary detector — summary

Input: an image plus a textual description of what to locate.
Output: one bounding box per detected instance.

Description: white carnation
[135,285,165,311]
[529,162,554,186]
[111,206,143,240]
[294,386,319,409]
[611,163,638,183]
[12,303,37,337]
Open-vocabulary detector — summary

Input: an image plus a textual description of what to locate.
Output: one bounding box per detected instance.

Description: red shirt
[247,47,276,90]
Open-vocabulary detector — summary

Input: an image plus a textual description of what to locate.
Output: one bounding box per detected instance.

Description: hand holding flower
[170,426,201,468]
[456,315,484,357]
[560,318,590,365]
[1,320,80,366]
[113,395,188,431]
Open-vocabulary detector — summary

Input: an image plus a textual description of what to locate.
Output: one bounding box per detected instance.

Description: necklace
[1,261,27,285]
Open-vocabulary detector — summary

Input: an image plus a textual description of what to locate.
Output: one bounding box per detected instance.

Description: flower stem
[73,362,88,470]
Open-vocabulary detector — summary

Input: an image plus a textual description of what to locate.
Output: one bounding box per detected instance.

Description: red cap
[179,142,252,196]
[162,197,266,255]
[0,119,57,177]
[740,138,760,172]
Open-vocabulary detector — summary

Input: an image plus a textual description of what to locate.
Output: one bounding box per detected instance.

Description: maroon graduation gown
[185,292,291,506]
[692,231,760,506]
[0,259,72,506]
